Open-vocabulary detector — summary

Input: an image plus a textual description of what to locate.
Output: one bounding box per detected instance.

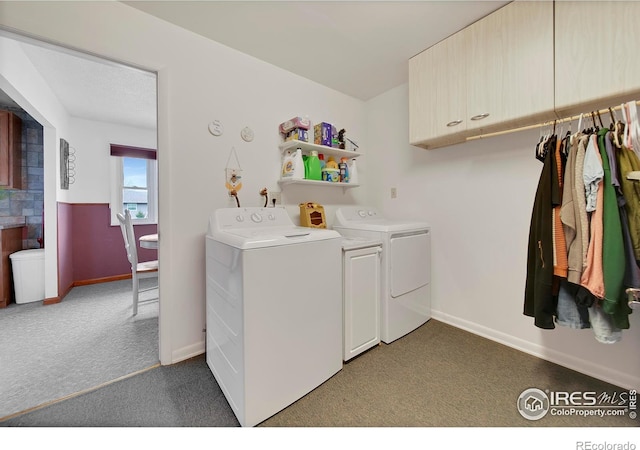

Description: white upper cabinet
[466,1,555,133]
[409,1,556,149]
[409,29,467,147]
[555,1,640,117]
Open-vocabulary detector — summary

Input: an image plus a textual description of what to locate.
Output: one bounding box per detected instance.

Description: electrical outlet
[270,191,282,205]
[391,187,397,199]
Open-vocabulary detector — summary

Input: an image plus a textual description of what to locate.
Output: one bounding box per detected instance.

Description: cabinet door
[343,246,381,361]
[555,1,640,116]
[0,111,22,189]
[466,0,555,133]
[409,29,467,147]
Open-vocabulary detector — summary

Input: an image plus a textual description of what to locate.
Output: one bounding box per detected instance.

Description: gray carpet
[1,319,636,428]
[0,278,158,419]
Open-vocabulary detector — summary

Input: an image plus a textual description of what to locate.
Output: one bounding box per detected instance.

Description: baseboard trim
[51,275,131,305]
[431,310,639,390]
[43,296,61,305]
[171,341,205,364]
[73,274,132,287]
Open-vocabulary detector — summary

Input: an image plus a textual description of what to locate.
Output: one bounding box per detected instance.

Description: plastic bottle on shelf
[281,151,294,178]
[306,150,322,181]
[348,158,358,184]
[318,153,326,171]
[292,148,305,179]
[339,157,349,183]
[326,156,338,170]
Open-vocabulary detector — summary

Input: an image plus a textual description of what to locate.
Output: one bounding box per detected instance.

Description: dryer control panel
[335,206,381,223]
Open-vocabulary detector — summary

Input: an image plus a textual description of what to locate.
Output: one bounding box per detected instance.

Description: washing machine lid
[208,207,340,249]
[334,207,429,232]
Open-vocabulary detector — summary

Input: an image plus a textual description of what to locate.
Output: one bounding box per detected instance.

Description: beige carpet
[261,320,637,427]
[3,318,635,428]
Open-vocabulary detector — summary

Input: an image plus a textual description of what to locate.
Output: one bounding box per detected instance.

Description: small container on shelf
[322,168,340,182]
[339,157,349,183]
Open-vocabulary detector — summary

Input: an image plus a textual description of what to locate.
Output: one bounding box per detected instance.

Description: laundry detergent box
[314,122,332,146]
[279,116,311,135]
[284,128,308,142]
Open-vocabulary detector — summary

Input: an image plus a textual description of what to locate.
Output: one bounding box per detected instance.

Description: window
[110,144,157,226]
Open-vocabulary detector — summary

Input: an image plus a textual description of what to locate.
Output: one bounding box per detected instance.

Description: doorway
[0,31,160,419]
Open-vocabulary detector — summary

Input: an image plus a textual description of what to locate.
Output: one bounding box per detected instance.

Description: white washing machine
[206,207,343,427]
[334,206,431,344]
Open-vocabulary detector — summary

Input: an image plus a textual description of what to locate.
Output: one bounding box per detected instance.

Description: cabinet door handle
[446,119,463,127]
[470,113,490,121]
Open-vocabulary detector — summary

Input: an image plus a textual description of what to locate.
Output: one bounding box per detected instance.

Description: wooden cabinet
[555,1,640,117]
[466,1,555,133]
[0,110,23,190]
[0,226,25,308]
[409,1,556,149]
[343,242,381,361]
[409,29,467,147]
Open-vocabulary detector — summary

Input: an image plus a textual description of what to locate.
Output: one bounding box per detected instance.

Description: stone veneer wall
[0,107,44,249]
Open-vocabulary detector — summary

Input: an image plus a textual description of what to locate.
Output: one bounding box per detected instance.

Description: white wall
[68,117,157,204]
[0,1,367,365]
[366,83,640,390]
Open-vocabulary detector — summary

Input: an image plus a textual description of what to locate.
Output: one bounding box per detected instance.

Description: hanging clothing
[553,136,569,277]
[588,303,622,344]
[605,132,640,289]
[560,133,583,284]
[596,128,629,329]
[583,135,604,212]
[556,279,590,329]
[580,135,605,299]
[524,135,557,329]
[574,135,590,273]
[525,105,640,341]
[617,144,640,260]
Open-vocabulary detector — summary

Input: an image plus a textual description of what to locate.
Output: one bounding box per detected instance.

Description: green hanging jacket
[597,129,630,329]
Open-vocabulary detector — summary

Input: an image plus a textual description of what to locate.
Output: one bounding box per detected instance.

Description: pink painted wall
[57,202,157,286]
[57,202,74,296]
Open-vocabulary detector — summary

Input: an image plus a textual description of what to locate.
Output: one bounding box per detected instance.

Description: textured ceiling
[18,40,158,130]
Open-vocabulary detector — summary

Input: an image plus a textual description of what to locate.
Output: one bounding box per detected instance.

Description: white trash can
[10,248,45,304]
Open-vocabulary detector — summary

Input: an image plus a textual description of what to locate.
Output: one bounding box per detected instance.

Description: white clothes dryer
[334,207,431,344]
[206,207,342,427]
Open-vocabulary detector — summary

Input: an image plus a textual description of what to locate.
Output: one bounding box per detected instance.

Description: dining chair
[116,209,158,315]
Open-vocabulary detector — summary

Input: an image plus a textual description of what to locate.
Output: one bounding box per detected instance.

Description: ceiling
[1,1,509,129]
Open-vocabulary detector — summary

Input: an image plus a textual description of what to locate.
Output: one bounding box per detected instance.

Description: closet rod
[466,100,640,142]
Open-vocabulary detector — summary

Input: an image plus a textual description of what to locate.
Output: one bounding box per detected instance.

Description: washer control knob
[368,210,375,216]
[358,210,367,218]
[236,215,244,222]
[268,214,275,221]
[250,213,263,223]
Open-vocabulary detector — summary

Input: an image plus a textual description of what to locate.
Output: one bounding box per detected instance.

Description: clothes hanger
[608,107,615,130]
[596,110,604,129]
[609,107,624,148]
[571,114,584,146]
[536,121,551,161]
